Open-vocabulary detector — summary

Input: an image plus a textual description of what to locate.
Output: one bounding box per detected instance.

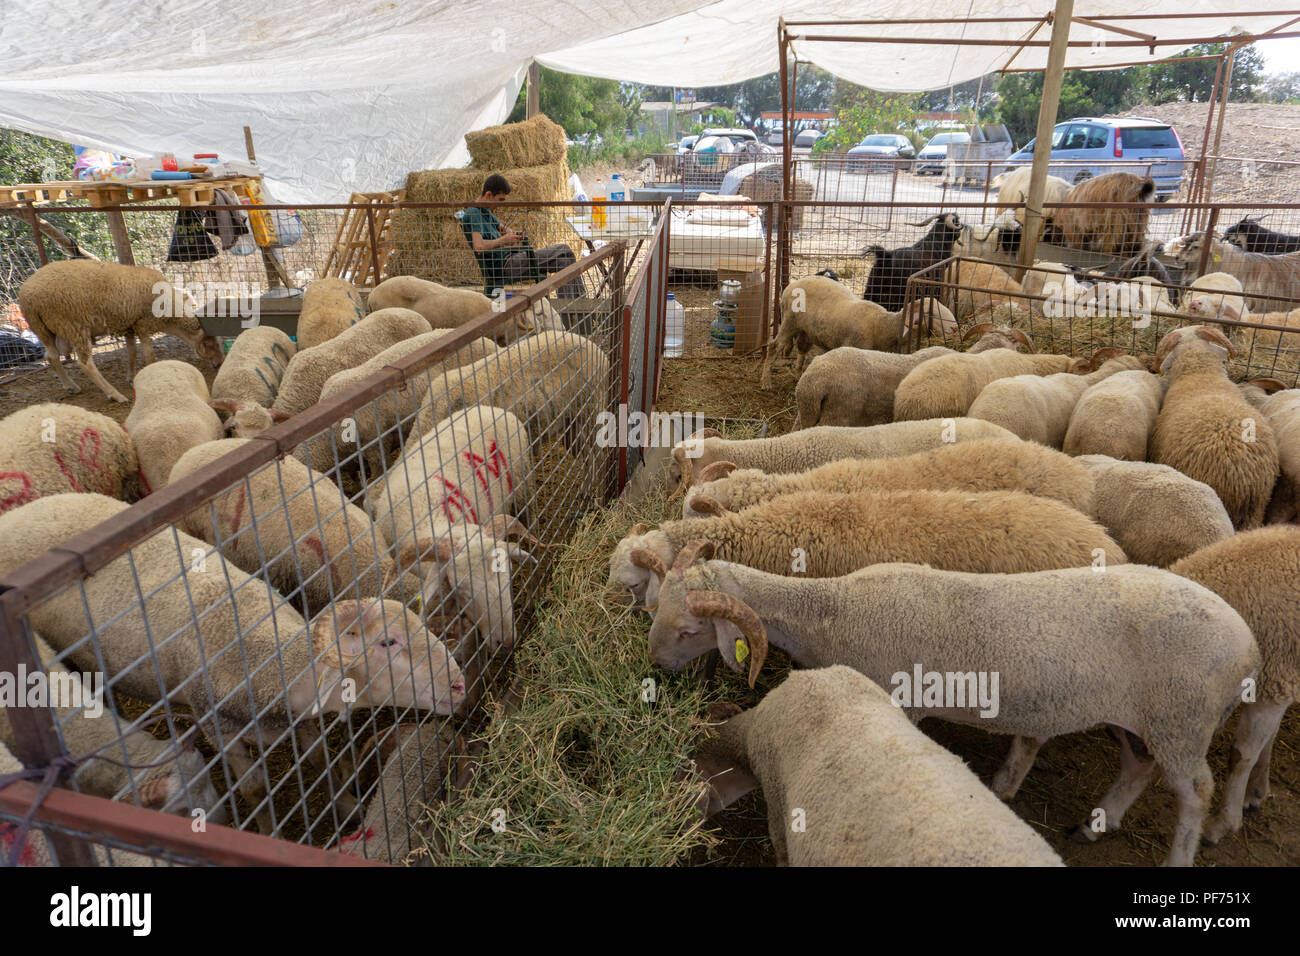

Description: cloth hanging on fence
[166,209,219,262]
[202,187,251,251]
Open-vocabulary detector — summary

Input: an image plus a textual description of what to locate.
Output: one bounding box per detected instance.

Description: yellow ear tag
[1214,254,1222,262]
[734,638,749,663]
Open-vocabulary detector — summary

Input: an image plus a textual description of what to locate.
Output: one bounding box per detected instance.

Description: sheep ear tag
[734,638,749,663]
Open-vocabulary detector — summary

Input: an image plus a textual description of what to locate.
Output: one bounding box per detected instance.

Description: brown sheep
[1053,172,1156,259]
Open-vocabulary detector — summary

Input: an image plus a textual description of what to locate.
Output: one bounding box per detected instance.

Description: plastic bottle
[664,293,685,357]
[608,173,626,227]
[591,177,607,228]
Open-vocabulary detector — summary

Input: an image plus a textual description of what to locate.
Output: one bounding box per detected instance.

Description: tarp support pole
[778,19,792,306]
[526,63,540,119]
[1018,0,1075,270]
[1184,53,1226,234]
[1203,44,1238,216]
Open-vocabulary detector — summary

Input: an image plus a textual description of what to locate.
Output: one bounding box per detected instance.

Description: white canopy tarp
[0,1,1288,202]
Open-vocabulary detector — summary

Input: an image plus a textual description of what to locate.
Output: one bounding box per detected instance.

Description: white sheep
[893,346,1078,422]
[206,399,292,439]
[367,275,562,345]
[665,418,1019,499]
[966,350,1146,448]
[17,260,224,403]
[648,547,1258,866]
[0,404,141,513]
[991,167,1073,232]
[1064,369,1167,461]
[1256,387,1300,522]
[1074,455,1235,567]
[1180,271,1248,332]
[124,360,224,494]
[296,278,367,351]
[1149,325,1280,529]
[210,325,296,410]
[760,275,956,389]
[0,493,466,834]
[947,259,1024,323]
[1165,232,1300,313]
[692,666,1063,865]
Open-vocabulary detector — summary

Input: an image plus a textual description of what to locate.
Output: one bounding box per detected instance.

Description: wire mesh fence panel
[619,204,670,479]
[0,806,214,867]
[1198,157,1300,207]
[0,248,630,864]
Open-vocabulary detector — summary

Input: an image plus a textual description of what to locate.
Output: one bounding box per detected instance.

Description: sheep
[367,405,536,650]
[692,666,1064,866]
[1114,243,1173,286]
[303,330,499,476]
[0,492,467,834]
[991,167,1073,233]
[1180,271,1248,331]
[859,213,964,312]
[1073,455,1235,567]
[791,325,1032,430]
[1149,325,1280,529]
[954,215,1020,262]
[892,343,1078,422]
[0,632,222,821]
[295,278,367,351]
[1170,527,1300,845]
[946,259,1024,322]
[1165,232,1300,314]
[1240,307,1300,352]
[1247,385,1300,523]
[966,350,1146,447]
[409,331,610,457]
[367,275,562,345]
[272,308,433,417]
[1064,369,1167,461]
[682,438,1094,520]
[1020,260,1070,299]
[1222,216,1300,256]
[610,488,1125,609]
[1053,172,1156,259]
[124,360,224,495]
[209,325,296,410]
[207,399,292,438]
[647,546,1258,866]
[760,275,956,389]
[0,404,141,513]
[665,418,1019,499]
[169,438,418,614]
[16,259,223,403]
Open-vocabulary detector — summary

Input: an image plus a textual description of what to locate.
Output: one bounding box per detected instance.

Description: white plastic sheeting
[0,1,1288,202]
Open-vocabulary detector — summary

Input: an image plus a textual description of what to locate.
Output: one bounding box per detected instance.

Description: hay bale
[389,161,573,287]
[739,172,813,229]
[466,114,568,170]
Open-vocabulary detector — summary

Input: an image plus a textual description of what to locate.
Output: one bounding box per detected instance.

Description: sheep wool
[367,275,560,345]
[296,278,367,351]
[210,325,296,409]
[1064,369,1166,461]
[794,345,952,429]
[124,360,224,494]
[0,403,140,513]
[893,349,1077,421]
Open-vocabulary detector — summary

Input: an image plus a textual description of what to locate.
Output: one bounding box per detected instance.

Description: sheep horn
[629,522,650,536]
[1246,377,1289,393]
[689,494,729,518]
[1009,329,1036,353]
[1193,326,1235,357]
[208,398,245,414]
[1090,346,1127,369]
[684,590,769,689]
[904,214,941,227]
[485,513,544,550]
[685,428,723,441]
[667,446,692,501]
[629,548,668,584]
[131,776,174,809]
[696,461,737,483]
[962,322,996,342]
[671,539,716,574]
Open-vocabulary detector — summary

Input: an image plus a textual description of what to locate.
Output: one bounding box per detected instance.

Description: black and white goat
[859,213,963,312]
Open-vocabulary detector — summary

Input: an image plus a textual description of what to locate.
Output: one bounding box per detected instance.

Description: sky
[1256,37,1299,75]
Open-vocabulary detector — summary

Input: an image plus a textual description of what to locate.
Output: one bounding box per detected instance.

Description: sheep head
[901,298,958,338]
[667,428,722,500]
[1154,325,1235,373]
[646,540,769,689]
[962,323,1034,353]
[210,398,292,437]
[607,522,673,607]
[681,461,737,518]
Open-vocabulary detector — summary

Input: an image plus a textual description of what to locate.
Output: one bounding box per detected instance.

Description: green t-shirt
[462,205,507,295]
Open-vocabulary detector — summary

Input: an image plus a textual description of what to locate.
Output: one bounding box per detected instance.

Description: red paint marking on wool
[0,824,38,866]
[0,471,37,513]
[228,485,247,535]
[77,428,113,494]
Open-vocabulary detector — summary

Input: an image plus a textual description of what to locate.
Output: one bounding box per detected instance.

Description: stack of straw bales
[389,114,574,286]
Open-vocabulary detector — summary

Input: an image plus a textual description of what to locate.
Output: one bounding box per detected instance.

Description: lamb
[947,260,1023,322]
[295,278,367,350]
[1148,325,1280,529]
[1073,455,1234,567]
[207,399,292,438]
[367,275,562,345]
[0,404,141,513]
[1165,232,1300,313]
[272,308,433,417]
[760,274,956,389]
[304,329,499,476]
[0,631,222,821]
[1222,216,1300,255]
[611,488,1126,609]
[893,344,1078,422]
[169,438,418,614]
[648,546,1258,866]
[1170,527,1300,845]
[991,167,1073,233]
[209,325,296,410]
[681,438,1095,519]
[1247,384,1300,522]
[665,418,1019,498]
[1064,368,1167,460]
[966,350,1146,448]
[859,213,964,312]
[791,325,1031,430]
[0,493,467,834]
[691,666,1064,866]
[16,259,223,403]
[1180,271,1248,330]
[367,405,536,650]
[1053,172,1156,259]
[123,360,224,494]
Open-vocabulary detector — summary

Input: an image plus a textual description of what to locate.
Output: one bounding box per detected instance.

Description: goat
[860,213,963,312]
[1166,232,1300,314]
[1223,217,1300,256]
[1053,173,1156,259]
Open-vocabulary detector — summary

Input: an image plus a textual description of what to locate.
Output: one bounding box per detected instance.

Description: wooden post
[22,203,48,266]
[1185,53,1226,233]
[242,125,289,290]
[778,20,792,298]
[1018,0,1075,270]
[1202,46,1237,212]
[526,62,540,119]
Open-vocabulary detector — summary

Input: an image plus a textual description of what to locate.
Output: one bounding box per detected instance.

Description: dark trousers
[501,243,584,299]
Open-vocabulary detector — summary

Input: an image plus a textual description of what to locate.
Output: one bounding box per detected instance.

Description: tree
[506,67,633,141]
[1262,72,1300,104]
[1135,43,1265,104]
[815,88,920,152]
[992,70,1139,145]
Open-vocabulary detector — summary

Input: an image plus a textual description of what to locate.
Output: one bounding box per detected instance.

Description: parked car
[915,130,971,175]
[794,128,823,148]
[674,134,699,154]
[695,127,760,148]
[846,133,916,171]
[766,125,785,146]
[1003,117,1186,198]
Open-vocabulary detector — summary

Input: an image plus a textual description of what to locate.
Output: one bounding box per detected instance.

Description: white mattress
[668,209,766,272]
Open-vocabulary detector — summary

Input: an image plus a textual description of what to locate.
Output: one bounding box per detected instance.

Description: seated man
[461,173,584,299]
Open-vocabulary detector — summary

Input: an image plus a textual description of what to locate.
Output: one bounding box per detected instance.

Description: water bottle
[608,174,626,227]
[664,293,685,357]
[591,177,607,228]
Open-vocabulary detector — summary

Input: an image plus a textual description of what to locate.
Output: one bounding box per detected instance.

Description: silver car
[915,131,971,175]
